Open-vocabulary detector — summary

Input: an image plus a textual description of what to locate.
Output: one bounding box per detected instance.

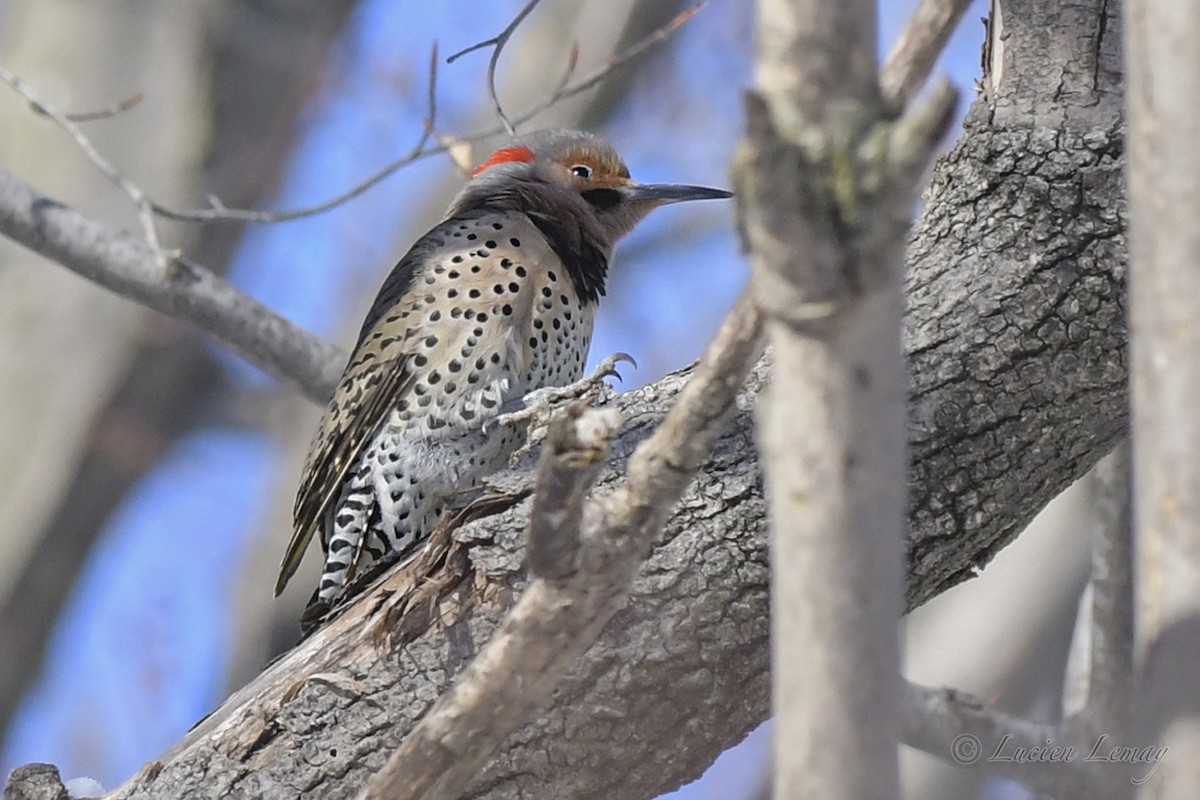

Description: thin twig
[3,6,701,232]
[62,91,144,122]
[550,41,582,100]
[1,66,170,265]
[157,41,441,225]
[482,0,543,136]
[510,3,704,126]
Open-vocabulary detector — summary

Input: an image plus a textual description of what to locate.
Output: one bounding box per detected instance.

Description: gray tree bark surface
[3,0,1126,798]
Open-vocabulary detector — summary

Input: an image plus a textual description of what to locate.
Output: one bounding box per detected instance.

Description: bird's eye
[570,164,593,179]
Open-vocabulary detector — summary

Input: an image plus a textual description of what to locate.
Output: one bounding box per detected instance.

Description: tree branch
[1127,0,1200,794]
[740,0,956,794]
[880,0,975,108]
[0,168,343,402]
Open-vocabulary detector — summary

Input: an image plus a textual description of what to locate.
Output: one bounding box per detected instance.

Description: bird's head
[448,129,731,251]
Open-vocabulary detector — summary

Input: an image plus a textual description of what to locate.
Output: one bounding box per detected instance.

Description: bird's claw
[490,352,638,432]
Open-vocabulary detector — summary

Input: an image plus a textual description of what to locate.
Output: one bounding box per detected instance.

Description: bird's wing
[274,233,435,596]
[275,351,416,596]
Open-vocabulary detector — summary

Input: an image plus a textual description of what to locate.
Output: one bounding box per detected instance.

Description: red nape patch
[472,146,535,177]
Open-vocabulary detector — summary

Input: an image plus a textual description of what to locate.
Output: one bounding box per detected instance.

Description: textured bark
[905,0,1124,607]
[5,0,1128,798]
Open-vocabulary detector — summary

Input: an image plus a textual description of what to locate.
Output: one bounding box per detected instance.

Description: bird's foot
[491,352,636,431]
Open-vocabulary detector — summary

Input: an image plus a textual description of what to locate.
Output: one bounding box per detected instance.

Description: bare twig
[1060,443,1135,799]
[62,91,144,122]
[507,3,704,126]
[0,168,343,402]
[360,289,763,800]
[447,0,543,136]
[4,6,702,233]
[159,41,440,225]
[880,0,974,108]
[1,66,169,265]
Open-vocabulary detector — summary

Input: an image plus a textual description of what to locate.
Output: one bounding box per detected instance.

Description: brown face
[554,150,632,190]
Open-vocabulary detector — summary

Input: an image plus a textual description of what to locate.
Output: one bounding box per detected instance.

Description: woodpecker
[276,128,730,629]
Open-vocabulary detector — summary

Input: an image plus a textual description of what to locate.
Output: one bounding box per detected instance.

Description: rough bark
[1,0,1128,798]
[906,0,1124,607]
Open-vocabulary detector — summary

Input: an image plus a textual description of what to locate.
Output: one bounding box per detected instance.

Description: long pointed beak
[622,183,733,205]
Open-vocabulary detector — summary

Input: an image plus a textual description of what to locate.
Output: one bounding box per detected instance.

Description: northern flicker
[275,129,730,629]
